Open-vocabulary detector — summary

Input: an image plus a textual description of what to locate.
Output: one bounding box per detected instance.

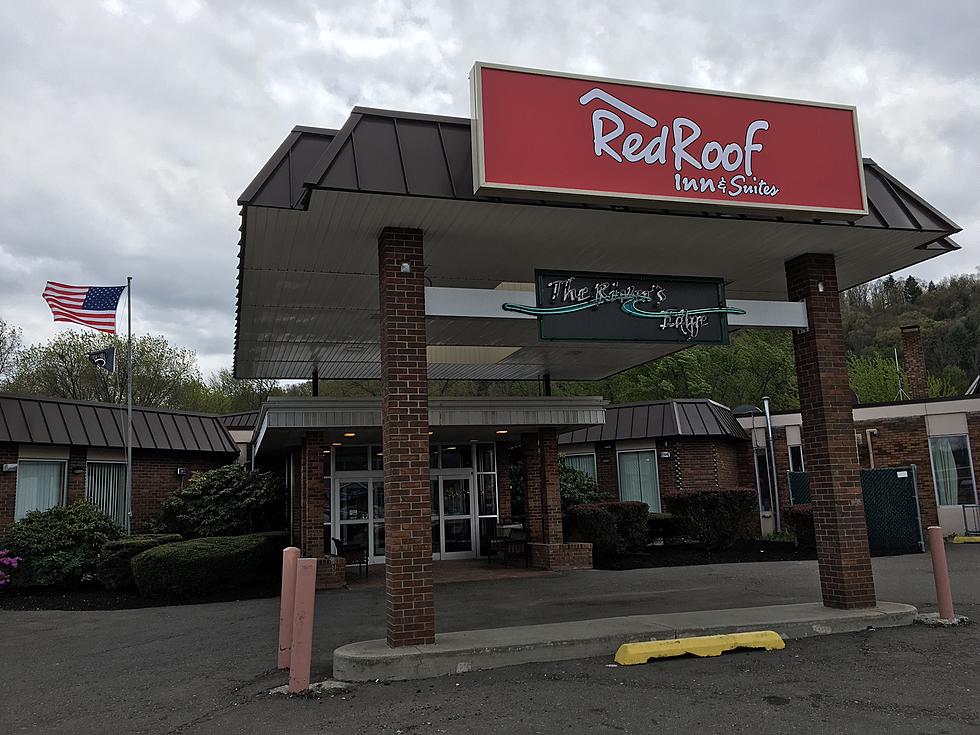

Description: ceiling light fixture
[495,429,508,435]
[343,432,356,438]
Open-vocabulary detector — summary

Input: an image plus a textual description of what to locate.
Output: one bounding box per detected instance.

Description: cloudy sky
[1,0,977,376]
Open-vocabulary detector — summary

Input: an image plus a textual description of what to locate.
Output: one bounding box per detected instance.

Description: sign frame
[470,61,869,219]
[504,268,740,345]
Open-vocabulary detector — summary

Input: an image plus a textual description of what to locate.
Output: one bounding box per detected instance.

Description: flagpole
[126,276,133,534]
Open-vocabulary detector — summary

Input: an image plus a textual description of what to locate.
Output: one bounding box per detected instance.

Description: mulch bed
[597,540,818,570]
[0,581,280,611]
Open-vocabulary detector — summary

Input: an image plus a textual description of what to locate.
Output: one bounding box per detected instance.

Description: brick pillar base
[379,227,434,647]
[528,543,593,570]
[299,432,327,559]
[315,555,346,589]
[787,253,876,610]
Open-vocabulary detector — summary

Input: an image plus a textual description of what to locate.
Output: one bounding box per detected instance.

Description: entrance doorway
[431,475,475,559]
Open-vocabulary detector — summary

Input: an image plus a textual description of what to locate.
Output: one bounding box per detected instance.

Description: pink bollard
[288,557,318,694]
[927,526,955,621]
[277,546,301,669]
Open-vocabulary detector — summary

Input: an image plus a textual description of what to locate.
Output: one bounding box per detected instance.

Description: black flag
[87,347,116,373]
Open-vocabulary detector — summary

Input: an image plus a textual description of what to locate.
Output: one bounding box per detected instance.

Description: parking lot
[3,547,978,734]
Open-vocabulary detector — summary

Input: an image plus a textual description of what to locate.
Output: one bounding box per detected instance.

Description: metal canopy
[235,110,961,381]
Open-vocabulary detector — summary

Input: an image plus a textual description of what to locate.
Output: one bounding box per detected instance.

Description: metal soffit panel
[235,110,961,381]
[0,394,238,453]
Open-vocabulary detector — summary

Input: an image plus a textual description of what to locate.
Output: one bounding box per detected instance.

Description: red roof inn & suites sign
[471,62,868,218]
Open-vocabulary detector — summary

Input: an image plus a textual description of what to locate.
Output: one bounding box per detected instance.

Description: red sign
[471,63,867,218]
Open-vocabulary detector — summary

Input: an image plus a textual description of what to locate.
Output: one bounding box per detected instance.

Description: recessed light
[343,432,356,438]
[428,431,434,435]
[376,452,383,456]
[495,429,508,435]
[332,442,342,446]
[446,446,457,450]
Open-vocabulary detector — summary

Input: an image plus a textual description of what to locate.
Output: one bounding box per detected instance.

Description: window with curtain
[788,445,805,473]
[564,453,597,481]
[617,450,660,512]
[929,435,977,506]
[15,460,66,521]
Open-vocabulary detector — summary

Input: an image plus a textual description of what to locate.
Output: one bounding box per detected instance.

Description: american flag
[43,281,126,334]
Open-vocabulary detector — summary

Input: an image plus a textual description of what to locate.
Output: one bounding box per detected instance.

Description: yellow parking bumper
[614,631,785,665]
[952,536,980,543]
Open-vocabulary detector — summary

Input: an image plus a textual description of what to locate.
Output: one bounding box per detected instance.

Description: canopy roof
[235,108,961,382]
[559,398,748,444]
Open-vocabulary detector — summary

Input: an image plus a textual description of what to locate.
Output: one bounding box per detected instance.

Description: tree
[848,352,905,404]
[5,330,202,408]
[0,316,22,380]
[903,276,924,304]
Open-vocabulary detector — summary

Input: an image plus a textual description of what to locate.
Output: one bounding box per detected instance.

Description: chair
[487,525,528,568]
[332,537,368,579]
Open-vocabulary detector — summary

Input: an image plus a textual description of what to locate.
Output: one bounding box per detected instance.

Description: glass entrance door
[430,475,474,559]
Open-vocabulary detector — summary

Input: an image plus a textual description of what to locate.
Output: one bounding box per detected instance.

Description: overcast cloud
[1,0,977,375]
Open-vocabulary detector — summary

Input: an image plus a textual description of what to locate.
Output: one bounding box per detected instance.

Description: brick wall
[521,432,543,542]
[656,437,749,499]
[496,442,512,523]
[786,252,875,609]
[539,428,563,544]
[378,226,434,647]
[595,443,619,499]
[0,444,16,531]
[130,449,233,531]
[901,326,928,400]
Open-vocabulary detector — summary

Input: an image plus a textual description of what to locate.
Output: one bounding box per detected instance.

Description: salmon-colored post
[288,557,318,693]
[277,546,300,669]
[927,526,955,621]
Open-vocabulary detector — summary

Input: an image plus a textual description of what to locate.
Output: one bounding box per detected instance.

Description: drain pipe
[763,396,782,532]
[865,429,878,469]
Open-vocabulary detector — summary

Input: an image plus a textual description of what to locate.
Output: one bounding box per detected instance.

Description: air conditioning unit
[2,463,17,472]
[176,467,188,476]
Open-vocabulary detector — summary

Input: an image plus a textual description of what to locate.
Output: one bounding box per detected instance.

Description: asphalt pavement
[2,546,978,734]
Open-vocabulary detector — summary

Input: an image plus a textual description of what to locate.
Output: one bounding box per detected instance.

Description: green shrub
[604,501,650,551]
[664,488,758,550]
[131,531,288,600]
[786,504,815,548]
[95,534,183,590]
[559,458,605,511]
[154,464,287,538]
[647,512,683,541]
[2,501,122,587]
[565,504,618,559]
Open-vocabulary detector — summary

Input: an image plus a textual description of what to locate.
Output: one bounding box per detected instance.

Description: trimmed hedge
[786,504,815,548]
[647,512,683,541]
[96,534,183,590]
[566,501,650,557]
[2,501,122,587]
[664,488,758,550]
[131,531,288,600]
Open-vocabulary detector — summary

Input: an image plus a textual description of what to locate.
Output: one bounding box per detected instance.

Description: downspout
[865,429,877,469]
[763,396,781,532]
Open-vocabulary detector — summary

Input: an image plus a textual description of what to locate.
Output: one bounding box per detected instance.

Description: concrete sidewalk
[333,601,916,680]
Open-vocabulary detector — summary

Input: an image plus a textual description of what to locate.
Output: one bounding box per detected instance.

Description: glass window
[372,480,384,519]
[340,524,368,548]
[15,460,65,521]
[440,445,472,469]
[372,522,385,555]
[617,451,660,512]
[334,446,368,472]
[754,447,774,512]
[371,446,384,471]
[442,478,471,516]
[443,519,472,552]
[788,445,805,473]
[429,444,440,469]
[339,481,369,520]
[476,444,496,473]
[322,450,332,477]
[324,479,331,525]
[930,435,977,506]
[430,479,440,515]
[478,474,497,516]
[564,453,597,481]
[85,462,127,526]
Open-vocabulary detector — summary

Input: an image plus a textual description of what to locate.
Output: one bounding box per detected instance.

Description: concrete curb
[333,601,916,682]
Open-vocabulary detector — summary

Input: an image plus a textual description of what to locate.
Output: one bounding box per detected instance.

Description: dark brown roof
[559,399,749,444]
[221,411,258,429]
[240,109,960,238]
[0,394,238,454]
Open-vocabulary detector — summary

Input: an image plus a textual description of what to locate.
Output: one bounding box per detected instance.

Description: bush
[131,531,288,600]
[647,512,683,541]
[2,502,122,587]
[565,504,618,559]
[604,501,650,551]
[95,534,183,590]
[559,458,605,510]
[664,488,758,550]
[786,504,815,548]
[154,464,287,538]
[0,550,21,588]
[566,501,649,556]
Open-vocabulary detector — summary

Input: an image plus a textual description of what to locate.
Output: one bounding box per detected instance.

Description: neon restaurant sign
[504,270,745,343]
[471,62,868,218]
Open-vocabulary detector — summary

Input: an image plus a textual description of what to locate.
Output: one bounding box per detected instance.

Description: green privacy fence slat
[785,466,923,553]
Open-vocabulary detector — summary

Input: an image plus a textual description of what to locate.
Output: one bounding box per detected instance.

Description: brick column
[539,428,563,543]
[495,442,512,523]
[299,432,327,558]
[0,445,16,531]
[521,432,543,542]
[379,226,434,647]
[66,447,87,504]
[786,253,875,609]
[900,325,929,400]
